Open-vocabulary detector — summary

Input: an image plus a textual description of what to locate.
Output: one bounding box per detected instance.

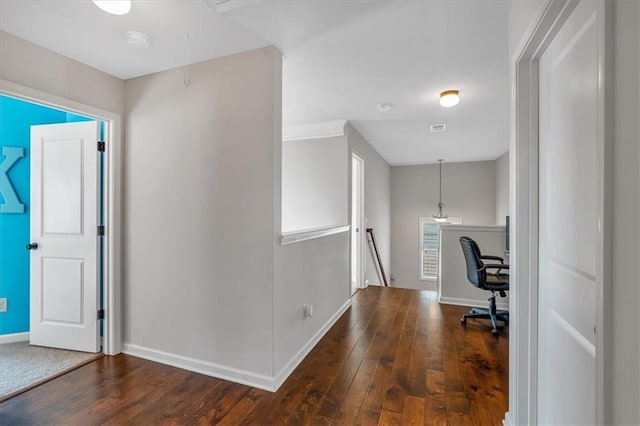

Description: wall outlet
[303,304,313,319]
[0,298,7,313]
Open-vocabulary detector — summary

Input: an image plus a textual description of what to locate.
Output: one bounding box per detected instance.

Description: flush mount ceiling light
[439,90,460,108]
[127,31,151,48]
[377,103,393,112]
[92,0,131,15]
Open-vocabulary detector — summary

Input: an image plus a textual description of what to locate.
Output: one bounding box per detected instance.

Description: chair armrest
[480,255,504,263]
[485,264,509,269]
[485,263,509,276]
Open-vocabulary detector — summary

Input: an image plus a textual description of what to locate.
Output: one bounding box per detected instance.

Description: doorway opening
[0,85,121,399]
[351,152,364,295]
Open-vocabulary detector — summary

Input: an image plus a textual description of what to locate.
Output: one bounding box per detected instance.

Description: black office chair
[459,236,509,336]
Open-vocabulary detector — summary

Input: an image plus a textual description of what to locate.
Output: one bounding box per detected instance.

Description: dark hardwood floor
[0,287,508,425]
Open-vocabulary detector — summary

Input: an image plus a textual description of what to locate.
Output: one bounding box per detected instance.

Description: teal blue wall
[0,95,93,335]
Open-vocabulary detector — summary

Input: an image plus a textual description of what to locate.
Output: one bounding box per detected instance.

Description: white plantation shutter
[419,217,462,279]
[422,222,439,278]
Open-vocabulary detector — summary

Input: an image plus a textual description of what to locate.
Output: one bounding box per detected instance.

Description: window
[419,216,462,280]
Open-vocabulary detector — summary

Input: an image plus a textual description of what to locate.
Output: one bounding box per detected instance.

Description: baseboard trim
[274,298,352,390]
[503,411,512,426]
[439,296,509,311]
[122,343,276,392]
[0,332,29,344]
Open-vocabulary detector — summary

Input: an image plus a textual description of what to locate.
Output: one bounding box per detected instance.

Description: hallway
[0,287,508,425]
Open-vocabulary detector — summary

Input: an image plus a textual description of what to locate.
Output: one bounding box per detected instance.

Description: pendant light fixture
[433,159,448,223]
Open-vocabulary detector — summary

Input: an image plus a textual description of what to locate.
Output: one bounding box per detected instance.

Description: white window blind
[419,217,462,279]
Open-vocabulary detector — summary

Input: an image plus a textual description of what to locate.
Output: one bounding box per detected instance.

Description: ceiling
[0,0,511,166]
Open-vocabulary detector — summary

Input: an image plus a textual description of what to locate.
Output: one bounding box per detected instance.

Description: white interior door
[30,121,101,353]
[351,154,364,294]
[538,0,602,423]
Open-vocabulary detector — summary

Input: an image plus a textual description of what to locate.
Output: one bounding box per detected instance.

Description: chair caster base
[460,317,467,326]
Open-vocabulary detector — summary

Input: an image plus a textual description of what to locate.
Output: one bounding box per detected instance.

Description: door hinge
[97,141,105,152]
[98,309,105,320]
[97,225,105,236]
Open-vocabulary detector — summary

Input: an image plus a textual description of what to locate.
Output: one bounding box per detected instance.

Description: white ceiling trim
[282,120,347,142]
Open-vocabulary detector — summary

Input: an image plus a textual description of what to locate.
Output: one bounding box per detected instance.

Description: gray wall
[611,0,640,422]
[282,136,348,232]
[390,161,496,291]
[124,46,281,379]
[495,151,509,225]
[272,123,390,377]
[0,31,124,115]
[273,232,350,378]
[347,124,391,286]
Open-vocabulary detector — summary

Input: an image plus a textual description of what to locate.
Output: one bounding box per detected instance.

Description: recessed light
[439,90,460,108]
[377,103,392,112]
[92,0,131,15]
[430,124,446,133]
[127,31,151,48]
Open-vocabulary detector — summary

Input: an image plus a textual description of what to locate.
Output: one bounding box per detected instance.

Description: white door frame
[1,79,123,356]
[351,151,365,293]
[508,1,612,424]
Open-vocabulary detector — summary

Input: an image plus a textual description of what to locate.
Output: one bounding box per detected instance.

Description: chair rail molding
[280,225,350,246]
[282,120,347,142]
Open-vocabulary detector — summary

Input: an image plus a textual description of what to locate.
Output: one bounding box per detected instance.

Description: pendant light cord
[439,159,443,206]
[182,33,191,87]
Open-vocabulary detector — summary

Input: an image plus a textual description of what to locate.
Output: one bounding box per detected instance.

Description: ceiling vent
[430,124,446,133]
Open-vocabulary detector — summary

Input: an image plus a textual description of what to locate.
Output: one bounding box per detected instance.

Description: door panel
[30,121,100,353]
[42,138,84,235]
[538,0,601,424]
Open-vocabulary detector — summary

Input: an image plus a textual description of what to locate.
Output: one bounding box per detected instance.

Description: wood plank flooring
[0,287,508,425]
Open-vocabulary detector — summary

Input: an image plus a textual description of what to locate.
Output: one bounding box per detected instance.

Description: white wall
[281,136,348,232]
[390,161,496,291]
[347,124,391,286]
[495,152,509,225]
[0,31,124,115]
[123,46,281,383]
[439,225,508,310]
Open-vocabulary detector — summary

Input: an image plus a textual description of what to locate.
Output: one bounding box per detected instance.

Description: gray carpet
[0,341,100,401]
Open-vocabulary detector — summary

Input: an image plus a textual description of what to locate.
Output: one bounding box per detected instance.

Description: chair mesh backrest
[459,236,486,288]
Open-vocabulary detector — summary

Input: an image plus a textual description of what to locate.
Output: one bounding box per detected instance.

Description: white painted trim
[123,343,277,392]
[282,120,347,142]
[0,79,123,356]
[274,298,352,390]
[351,151,366,292]
[438,296,509,311]
[281,225,350,246]
[510,1,611,424]
[124,299,353,393]
[0,332,30,344]
[502,411,513,426]
[420,217,463,281]
[438,225,506,232]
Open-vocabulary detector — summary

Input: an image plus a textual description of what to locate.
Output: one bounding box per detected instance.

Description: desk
[438,225,508,309]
